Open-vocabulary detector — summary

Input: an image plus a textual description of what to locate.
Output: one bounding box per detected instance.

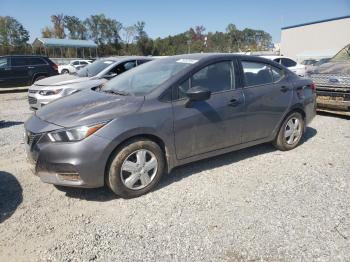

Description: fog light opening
[57,172,80,181]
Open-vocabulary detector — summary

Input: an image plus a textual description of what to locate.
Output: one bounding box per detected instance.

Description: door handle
[4,68,11,71]
[280,86,289,93]
[27,66,35,69]
[228,98,241,107]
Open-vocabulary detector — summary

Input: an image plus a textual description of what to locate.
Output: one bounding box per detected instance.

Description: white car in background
[261,56,306,76]
[58,59,93,74]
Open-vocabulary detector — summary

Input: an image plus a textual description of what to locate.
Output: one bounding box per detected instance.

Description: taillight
[310,82,316,92]
[52,64,58,71]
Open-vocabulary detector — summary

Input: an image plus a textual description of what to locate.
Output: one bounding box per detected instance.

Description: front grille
[309,74,350,88]
[28,90,38,94]
[28,96,37,105]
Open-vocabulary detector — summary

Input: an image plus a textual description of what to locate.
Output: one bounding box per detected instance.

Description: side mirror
[185,86,211,101]
[103,73,117,79]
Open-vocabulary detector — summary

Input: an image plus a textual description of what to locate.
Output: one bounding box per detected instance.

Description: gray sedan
[27,56,152,110]
[24,54,316,198]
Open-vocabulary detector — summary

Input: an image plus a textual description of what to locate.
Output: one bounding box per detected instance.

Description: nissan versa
[24,54,316,198]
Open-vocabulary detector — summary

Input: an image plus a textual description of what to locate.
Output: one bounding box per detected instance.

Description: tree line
[0,14,272,57]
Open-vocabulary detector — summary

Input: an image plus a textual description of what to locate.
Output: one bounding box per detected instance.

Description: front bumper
[24,117,112,188]
[27,88,63,110]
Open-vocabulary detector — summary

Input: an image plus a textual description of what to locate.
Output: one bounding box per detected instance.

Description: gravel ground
[0,92,349,261]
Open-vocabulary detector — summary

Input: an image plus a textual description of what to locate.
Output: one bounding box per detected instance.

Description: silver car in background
[28,56,152,110]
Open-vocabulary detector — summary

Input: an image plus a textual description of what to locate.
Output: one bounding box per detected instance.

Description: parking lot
[0,92,349,261]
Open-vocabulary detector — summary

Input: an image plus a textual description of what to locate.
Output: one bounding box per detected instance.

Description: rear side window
[80,61,88,65]
[271,67,284,82]
[137,60,149,65]
[242,61,273,87]
[280,58,296,67]
[72,61,80,66]
[11,57,26,66]
[0,57,9,68]
[29,57,46,65]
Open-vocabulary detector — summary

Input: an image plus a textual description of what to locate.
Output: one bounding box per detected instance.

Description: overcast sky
[1,0,349,43]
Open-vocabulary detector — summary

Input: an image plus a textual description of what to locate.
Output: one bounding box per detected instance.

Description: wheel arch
[103,133,171,185]
[31,73,48,85]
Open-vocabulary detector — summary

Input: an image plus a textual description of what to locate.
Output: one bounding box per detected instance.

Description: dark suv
[0,55,58,88]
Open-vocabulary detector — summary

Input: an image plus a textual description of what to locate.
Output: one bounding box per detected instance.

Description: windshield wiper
[102,89,129,96]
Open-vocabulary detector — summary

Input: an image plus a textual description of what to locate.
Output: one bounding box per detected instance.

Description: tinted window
[191,61,233,93]
[11,57,27,66]
[109,61,136,75]
[0,57,9,68]
[242,61,273,87]
[72,61,80,66]
[80,61,88,65]
[137,60,149,65]
[178,79,190,99]
[280,58,296,67]
[29,57,46,65]
[271,67,284,82]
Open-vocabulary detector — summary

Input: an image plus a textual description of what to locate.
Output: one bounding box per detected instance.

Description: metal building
[280,15,350,61]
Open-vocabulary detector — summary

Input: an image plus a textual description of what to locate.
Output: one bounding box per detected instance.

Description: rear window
[280,58,297,67]
[77,60,115,77]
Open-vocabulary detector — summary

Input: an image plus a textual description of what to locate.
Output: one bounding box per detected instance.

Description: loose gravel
[0,92,349,261]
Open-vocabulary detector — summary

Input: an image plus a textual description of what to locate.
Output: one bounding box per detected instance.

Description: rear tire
[273,112,304,151]
[61,69,69,74]
[106,139,165,198]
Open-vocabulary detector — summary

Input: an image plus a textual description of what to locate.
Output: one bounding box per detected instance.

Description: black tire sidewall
[276,112,304,151]
[107,139,165,198]
[61,69,69,74]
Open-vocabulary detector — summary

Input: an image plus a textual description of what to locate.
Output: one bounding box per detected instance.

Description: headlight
[39,89,62,96]
[46,122,107,142]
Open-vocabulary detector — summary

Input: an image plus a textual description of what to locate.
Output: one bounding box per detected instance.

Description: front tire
[61,69,69,74]
[273,112,304,151]
[106,139,165,198]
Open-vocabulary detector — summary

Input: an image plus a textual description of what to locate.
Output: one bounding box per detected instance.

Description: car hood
[35,90,144,127]
[308,61,350,75]
[34,74,93,86]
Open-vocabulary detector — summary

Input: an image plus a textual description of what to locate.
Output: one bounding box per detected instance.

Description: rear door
[172,59,245,159]
[240,59,293,142]
[10,56,29,86]
[28,57,49,81]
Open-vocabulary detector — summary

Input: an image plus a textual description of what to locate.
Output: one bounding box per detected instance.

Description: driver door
[172,60,245,159]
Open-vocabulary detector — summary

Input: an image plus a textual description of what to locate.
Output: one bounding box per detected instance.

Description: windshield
[101,58,195,96]
[331,44,350,62]
[77,59,115,77]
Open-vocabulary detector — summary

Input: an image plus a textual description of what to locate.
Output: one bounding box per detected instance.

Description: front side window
[242,61,273,87]
[178,61,234,99]
[281,58,297,67]
[72,61,80,66]
[0,57,9,68]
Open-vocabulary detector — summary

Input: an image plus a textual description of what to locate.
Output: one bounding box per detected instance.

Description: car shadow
[54,185,119,202]
[0,120,23,129]
[60,127,317,201]
[0,171,23,223]
[157,126,317,192]
[317,111,350,120]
